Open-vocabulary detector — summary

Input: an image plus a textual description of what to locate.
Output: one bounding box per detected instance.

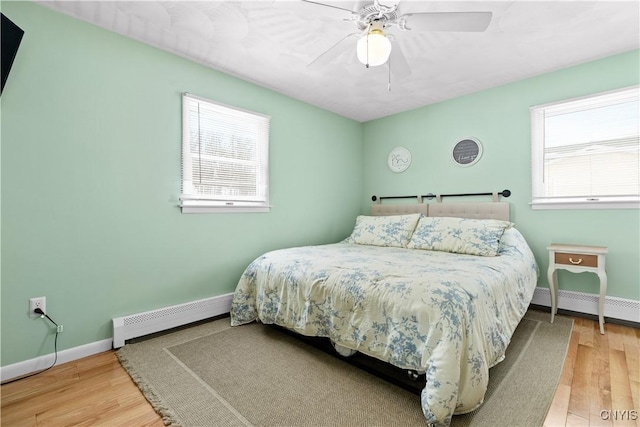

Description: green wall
[0,2,363,366]
[362,50,640,301]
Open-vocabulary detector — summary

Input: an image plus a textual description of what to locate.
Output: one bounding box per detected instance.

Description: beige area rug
[117,310,573,427]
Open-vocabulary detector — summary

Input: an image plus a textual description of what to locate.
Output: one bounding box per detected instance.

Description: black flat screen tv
[1,13,25,95]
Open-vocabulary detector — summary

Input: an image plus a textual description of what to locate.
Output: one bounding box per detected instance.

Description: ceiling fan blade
[308,32,360,67]
[271,0,356,20]
[401,12,492,32]
[389,40,411,79]
[300,0,357,14]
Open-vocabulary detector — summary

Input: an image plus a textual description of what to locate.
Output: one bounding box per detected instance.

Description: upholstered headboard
[370,202,510,221]
[370,204,430,217]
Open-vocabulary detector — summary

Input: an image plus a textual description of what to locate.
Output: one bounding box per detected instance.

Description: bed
[230,201,538,426]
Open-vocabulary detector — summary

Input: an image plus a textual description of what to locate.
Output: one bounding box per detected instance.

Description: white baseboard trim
[531,287,640,323]
[2,293,235,382]
[1,338,113,383]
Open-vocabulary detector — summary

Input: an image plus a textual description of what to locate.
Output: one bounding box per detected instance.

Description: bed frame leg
[407,370,421,381]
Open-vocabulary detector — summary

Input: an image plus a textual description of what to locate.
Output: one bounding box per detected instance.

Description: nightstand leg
[547,268,558,323]
[597,271,607,334]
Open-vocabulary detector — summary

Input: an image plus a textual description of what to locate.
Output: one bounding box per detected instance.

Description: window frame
[180,93,271,214]
[530,85,640,210]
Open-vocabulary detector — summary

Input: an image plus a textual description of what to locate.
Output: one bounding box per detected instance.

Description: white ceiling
[37,1,640,122]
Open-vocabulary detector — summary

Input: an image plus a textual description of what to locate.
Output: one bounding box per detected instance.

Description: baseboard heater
[531,287,639,324]
[112,293,233,348]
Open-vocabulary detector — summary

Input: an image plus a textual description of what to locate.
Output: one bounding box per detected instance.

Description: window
[180,93,270,213]
[531,86,639,209]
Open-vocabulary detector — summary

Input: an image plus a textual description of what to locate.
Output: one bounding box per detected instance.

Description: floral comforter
[230,228,538,426]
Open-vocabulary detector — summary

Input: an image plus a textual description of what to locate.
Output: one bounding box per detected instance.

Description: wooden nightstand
[547,243,608,334]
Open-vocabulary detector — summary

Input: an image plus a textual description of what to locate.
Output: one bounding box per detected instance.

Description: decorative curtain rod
[371,189,511,202]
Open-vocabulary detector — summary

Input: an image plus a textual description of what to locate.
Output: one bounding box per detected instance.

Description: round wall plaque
[452,138,483,167]
[388,146,412,173]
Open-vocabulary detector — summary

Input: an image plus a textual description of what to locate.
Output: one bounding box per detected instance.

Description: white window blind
[181,93,270,213]
[531,86,639,209]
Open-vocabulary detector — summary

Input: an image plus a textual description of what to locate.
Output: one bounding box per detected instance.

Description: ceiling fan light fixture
[356,28,392,67]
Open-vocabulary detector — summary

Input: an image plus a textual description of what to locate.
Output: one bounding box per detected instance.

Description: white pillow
[407,216,513,256]
[345,214,422,248]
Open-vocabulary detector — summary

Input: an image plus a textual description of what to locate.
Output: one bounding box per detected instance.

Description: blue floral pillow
[407,216,513,256]
[345,214,422,248]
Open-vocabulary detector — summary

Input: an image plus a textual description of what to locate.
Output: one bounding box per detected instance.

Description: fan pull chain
[365,31,370,68]
[387,55,392,92]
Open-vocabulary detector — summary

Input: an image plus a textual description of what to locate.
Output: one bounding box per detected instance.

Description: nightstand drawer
[554,252,598,267]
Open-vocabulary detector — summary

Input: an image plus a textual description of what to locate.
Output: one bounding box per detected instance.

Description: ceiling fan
[302,0,492,77]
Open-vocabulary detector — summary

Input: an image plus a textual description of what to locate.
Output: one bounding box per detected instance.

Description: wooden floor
[2,314,638,426]
[1,351,164,427]
[543,317,639,427]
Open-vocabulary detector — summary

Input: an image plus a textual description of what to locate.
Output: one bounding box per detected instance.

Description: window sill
[180,199,271,214]
[530,199,640,210]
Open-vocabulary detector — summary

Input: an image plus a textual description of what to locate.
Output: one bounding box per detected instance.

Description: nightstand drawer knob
[569,257,583,265]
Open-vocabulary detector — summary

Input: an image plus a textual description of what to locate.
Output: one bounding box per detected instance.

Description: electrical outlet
[29,297,46,318]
